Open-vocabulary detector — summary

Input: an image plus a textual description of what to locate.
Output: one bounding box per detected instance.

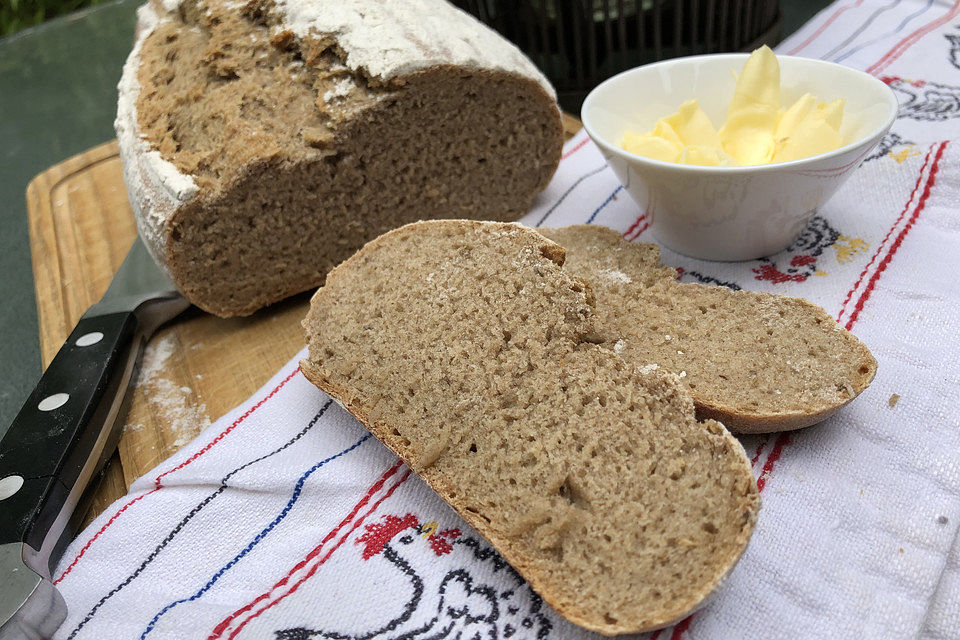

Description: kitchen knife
[0,238,189,640]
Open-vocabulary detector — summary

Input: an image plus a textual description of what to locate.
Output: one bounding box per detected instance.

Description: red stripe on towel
[54,486,161,585]
[751,438,770,466]
[751,141,946,526]
[562,135,591,160]
[208,460,406,639]
[623,213,647,239]
[866,1,960,76]
[223,469,412,639]
[756,434,791,493]
[627,221,651,241]
[55,365,302,585]
[785,0,866,56]
[844,142,947,329]
[837,148,933,324]
[670,615,694,639]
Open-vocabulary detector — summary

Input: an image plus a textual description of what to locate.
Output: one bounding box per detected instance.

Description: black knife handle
[0,312,142,556]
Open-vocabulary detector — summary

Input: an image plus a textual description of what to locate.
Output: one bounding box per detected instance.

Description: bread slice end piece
[543,225,878,434]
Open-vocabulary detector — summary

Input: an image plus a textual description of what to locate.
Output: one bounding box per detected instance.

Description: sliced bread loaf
[119,0,563,316]
[541,225,877,433]
[301,220,759,635]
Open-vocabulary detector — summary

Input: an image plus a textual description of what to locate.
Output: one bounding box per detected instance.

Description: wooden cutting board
[25,113,582,528]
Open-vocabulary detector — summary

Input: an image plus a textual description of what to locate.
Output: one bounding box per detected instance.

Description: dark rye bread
[120,0,563,316]
[301,220,759,635]
[541,225,878,433]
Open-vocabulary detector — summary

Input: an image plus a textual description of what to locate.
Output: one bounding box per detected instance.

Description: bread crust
[116,1,198,283]
[117,0,563,316]
[301,220,760,635]
[696,383,874,433]
[692,289,877,432]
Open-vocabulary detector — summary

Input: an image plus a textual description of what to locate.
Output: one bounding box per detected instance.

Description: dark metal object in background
[453,0,783,113]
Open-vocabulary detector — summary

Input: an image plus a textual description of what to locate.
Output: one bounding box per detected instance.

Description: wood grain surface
[25,113,583,529]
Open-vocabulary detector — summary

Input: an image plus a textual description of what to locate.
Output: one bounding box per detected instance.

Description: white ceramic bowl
[581,54,898,261]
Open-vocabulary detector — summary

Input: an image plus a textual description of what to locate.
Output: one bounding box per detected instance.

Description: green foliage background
[1,0,111,37]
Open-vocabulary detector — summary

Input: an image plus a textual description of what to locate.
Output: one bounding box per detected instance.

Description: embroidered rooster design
[881,76,960,122]
[864,132,916,163]
[275,514,553,640]
[752,216,841,284]
[946,31,960,70]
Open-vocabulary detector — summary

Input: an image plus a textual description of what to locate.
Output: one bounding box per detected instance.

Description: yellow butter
[679,145,738,167]
[664,100,723,149]
[772,95,845,162]
[620,46,846,166]
[621,131,681,162]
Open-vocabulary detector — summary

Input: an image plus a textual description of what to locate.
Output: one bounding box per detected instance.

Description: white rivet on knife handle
[0,475,24,500]
[38,393,69,411]
[76,331,104,347]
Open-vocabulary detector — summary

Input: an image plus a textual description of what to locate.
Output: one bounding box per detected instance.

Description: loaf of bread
[541,225,877,433]
[301,220,760,635]
[117,0,563,316]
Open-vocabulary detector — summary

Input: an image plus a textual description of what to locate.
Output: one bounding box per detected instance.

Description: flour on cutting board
[128,333,211,448]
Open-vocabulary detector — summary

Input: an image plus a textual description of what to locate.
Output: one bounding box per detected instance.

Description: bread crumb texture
[541,225,878,433]
[301,220,759,635]
[133,0,562,316]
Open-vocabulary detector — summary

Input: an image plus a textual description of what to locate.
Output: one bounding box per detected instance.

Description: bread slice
[118,0,563,316]
[540,225,877,433]
[301,220,759,635]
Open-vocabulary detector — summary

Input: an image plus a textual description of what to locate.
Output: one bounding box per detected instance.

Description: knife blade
[0,238,189,639]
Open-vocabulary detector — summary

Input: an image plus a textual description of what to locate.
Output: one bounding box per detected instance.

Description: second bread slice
[541,225,877,433]
[301,220,759,635]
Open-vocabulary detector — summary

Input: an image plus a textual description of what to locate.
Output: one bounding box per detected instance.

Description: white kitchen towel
[52,1,960,638]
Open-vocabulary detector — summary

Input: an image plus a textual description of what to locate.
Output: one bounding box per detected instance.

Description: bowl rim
[580,52,899,174]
